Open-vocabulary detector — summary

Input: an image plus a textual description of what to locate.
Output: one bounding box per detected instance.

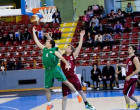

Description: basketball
[30,15,40,24]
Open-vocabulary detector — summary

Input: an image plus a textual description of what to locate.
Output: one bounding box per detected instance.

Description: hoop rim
[32,6,56,14]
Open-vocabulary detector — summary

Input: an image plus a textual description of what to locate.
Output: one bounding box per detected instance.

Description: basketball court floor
[0,89,140,110]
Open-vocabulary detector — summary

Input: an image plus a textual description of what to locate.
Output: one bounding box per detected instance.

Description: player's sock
[47,102,51,105]
[84,101,88,105]
[75,91,79,96]
[47,102,53,110]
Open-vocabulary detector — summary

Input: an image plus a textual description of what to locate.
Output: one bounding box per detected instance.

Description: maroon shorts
[62,76,82,96]
[123,78,137,97]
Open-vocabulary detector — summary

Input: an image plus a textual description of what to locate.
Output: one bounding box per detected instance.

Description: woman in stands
[117,46,140,109]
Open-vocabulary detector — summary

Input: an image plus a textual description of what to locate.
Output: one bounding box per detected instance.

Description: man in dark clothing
[24,27,31,40]
[102,61,115,90]
[7,58,15,70]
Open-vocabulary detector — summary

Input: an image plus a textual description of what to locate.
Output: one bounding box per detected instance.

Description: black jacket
[102,66,115,78]
[91,68,102,80]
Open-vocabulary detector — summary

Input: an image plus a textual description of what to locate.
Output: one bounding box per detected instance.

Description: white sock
[47,102,51,105]
[75,91,79,96]
[136,101,140,104]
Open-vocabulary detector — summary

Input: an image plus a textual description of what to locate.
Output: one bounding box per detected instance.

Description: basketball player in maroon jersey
[117,46,140,109]
[59,30,95,110]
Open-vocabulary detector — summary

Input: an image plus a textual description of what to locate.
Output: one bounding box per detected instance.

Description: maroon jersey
[61,54,76,78]
[126,55,138,78]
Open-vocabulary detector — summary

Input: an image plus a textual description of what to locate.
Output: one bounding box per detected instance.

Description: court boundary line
[0,106,19,110]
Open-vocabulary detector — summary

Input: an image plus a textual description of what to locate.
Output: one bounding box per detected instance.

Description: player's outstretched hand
[80,30,85,37]
[65,63,70,71]
[32,26,37,33]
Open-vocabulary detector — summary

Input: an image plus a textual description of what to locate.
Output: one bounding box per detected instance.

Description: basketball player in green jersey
[32,27,82,110]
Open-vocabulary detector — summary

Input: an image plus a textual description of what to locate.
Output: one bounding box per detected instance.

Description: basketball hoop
[32,6,56,23]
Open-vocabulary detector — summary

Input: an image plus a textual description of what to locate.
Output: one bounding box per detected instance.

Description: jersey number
[46,53,48,57]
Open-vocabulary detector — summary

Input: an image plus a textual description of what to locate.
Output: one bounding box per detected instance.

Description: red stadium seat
[29,39,35,45]
[101,19,108,24]
[24,51,30,57]
[130,39,138,44]
[133,16,140,22]
[18,46,25,51]
[25,64,33,70]
[52,23,60,28]
[120,52,128,58]
[45,23,52,28]
[6,52,13,58]
[36,64,43,69]
[79,48,84,54]
[72,37,78,42]
[110,52,118,58]
[121,45,128,51]
[91,53,99,59]
[85,48,92,53]
[100,59,107,65]
[131,33,139,38]
[0,53,5,59]
[0,42,4,47]
[29,57,36,63]
[126,17,132,22]
[122,33,130,39]
[120,58,127,64]
[94,47,101,53]
[26,45,34,51]
[15,52,22,58]
[110,59,117,64]
[122,39,129,45]
[13,41,20,46]
[31,51,39,57]
[90,59,97,66]
[83,54,90,60]
[76,55,82,60]
[112,45,119,52]
[1,47,9,53]
[9,46,17,52]
[114,34,121,40]
[75,61,80,66]
[21,40,28,46]
[132,27,139,33]
[21,57,27,63]
[124,23,131,28]
[38,56,42,63]
[103,46,110,52]
[81,61,89,66]
[71,42,77,48]
[101,53,109,59]
[5,41,12,47]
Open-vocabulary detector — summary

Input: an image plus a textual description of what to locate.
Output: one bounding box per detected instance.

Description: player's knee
[45,88,50,92]
[63,96,67,101]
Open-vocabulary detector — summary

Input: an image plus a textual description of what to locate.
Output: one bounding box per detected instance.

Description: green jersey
[42,47,59,70]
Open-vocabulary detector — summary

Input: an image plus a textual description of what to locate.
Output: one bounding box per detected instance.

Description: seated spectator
[8,31,15,44]
[53,8,61,24]
[0,61,5,71]
[90,22,98,35]
[15,58,22,70]
[98,6,106,19]
[114,21,123,33]
[0,35,3,42]
[102,61,115,90]
[24,27,31,40]
[3,32,8,44]
[15,29,25,43]
[91,63,102,90]
[54,28,61,40]
[94,32,103,49]
[85,32,94,47]
[7,58,15,70]
[102,33,113,50]
[116,9,125,24]
[104,22,114,34]
[87,6,94,18]
[97,22,105,34]
[92,5,99,14]
[114,61,125,89]
[125,2,134,17]
[90,16,99,27]
[108,9,117,23]
[83,10,90,28]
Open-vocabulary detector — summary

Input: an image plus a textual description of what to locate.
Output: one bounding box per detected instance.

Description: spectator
[90,22,98,35]
[83,10,90,28]
[114,21,123,33]
[102,33,113,50]
[138,22,140,28]
[7,58,15,70]
[125,2,134,17]
[52,8,61,24]
[15,29,25,43]
[94,32,103,48]
[92,5,99,14]
[87,6,94,18]
[104,22,114,34]
[15,58,22,70]
[90,16,99,27]
[108,9,117,23]
[102,61,115,90]
[85,32,94,47]
[54,28,61,40]
[98,6,106,18]
[91,63,102,90]
[97,22,104,34]
[24,27,31,40]
[0,61,5,71]
[116,9,125,25]
[3,32,8,44]
[0,35,3,42]
[8,31,15,44]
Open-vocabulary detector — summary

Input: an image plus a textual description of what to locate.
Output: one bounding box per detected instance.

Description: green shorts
[45,66,67,88]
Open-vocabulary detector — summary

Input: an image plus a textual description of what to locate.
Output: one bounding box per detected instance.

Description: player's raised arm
[55,51,69,70]
[33,27,45,50]
[73,30,85,58]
